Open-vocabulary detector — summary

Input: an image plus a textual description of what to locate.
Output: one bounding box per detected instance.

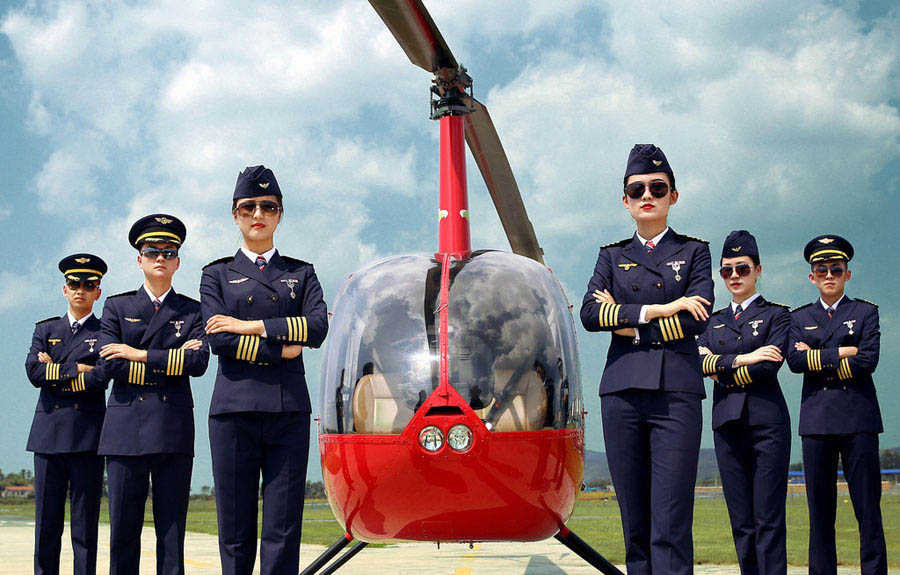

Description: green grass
[3,490,898,566]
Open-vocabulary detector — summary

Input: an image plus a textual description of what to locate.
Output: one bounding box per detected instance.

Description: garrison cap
[804,234,853,264]
[234,165,282,201]
[623,144,675,189]
[128,214,186,249]
[722,230,759,260]
[58,253,107,282]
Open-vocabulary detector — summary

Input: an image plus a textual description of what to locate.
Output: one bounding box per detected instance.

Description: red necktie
[256,256,267,271]
[153,299,161,311]
[645,240,655,254]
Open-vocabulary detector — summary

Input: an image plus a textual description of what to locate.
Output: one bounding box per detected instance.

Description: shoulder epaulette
[280,256,312,267]
[791,302,813,312]
[677,233,709,244]
[203,256,233,270]
[108,290,137,299]
[600,238,632,250]
[854,298,878,308]
[36,316,60,325]
[766,301,791,309]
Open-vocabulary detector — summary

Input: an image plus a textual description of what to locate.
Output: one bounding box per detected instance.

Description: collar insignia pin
[280,278,298,299]
[84,338,97,352]
[170,320,184,337]
[843,319,856,335]
[666,260,686,282]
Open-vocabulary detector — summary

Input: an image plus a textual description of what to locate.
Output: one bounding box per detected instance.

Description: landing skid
[300,528,623,574]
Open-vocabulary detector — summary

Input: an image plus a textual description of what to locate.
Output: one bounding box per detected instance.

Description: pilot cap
[804,235,853,264]
[234,165,282,201]
[58,253,107,282]
[623,144,675,189]
[128,214,186,249]
[722,230,759,260]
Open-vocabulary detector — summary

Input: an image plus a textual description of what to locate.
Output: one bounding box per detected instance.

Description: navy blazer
[787,297,882,435]
[697,297,791,430]
[25,314,107,454]
[581,230,714,396]
[200,250,328,415]
[97,287,209,456]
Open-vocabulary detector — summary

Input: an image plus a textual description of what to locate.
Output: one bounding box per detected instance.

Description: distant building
[1,485,35,498]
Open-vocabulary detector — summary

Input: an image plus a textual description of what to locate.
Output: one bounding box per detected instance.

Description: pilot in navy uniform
[697,231,791,575]
[581,144,714,575]
[787,235,886,575]
[25,254,108,575]
[97,214,209,575]
[200,166,328,575]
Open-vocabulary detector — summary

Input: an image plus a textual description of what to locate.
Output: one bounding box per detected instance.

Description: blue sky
[1,0,898,491]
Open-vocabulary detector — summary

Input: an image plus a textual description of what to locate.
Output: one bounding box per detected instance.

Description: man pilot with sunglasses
[25,254,108,575]
[97,214,209,575]
[787,235,886,575]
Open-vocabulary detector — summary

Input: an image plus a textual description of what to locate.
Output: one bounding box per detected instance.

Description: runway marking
[455,543,481,573]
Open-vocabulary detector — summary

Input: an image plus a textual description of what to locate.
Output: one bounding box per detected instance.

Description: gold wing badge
[617,263,638,271]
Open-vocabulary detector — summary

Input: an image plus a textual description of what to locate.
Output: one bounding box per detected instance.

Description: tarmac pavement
[0,516,888,574]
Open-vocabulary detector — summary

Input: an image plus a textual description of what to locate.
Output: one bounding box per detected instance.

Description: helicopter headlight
[447,424,473,452]
[418,426,444,452]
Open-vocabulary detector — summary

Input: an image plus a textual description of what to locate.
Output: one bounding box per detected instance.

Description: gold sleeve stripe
[237,335,260,362]
[76,373,86,391]
[659,317,672,342]
[596,303,623,328]
[302,316,308,343]
[815,349,822,371]
[248,335,259,362]
[807,349,822,372]
[167,349,185,376]
[838,358,852,380]
[287,317,294,342]
[286,317,307,343]
[702,354,720,376]
[45,363,61,380]
[671,314,684,339]
[128,361,145,385]
[734,366,751,386]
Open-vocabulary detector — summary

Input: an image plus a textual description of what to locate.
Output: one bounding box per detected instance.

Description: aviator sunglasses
[719,264,754,279]
[624,180,671,199]
[235,200,281,216]
[66,280,99,291]
[140,247,179,260]
[813,264,846,278]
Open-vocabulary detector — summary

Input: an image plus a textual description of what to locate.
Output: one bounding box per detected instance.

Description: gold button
[54,405,60,410]
[162,395,167,401]
[271,295,277,302]
[139,396,144,402]
[823,387,828,391]
[247,296,254,303]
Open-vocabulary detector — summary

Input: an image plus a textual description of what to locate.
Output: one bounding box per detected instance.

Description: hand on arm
[99,343,148,362]
[645,295,712,322]
[735,344,783,367]
[205,315,265,336]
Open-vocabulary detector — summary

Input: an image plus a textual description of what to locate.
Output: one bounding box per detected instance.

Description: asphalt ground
[1,516,890,574]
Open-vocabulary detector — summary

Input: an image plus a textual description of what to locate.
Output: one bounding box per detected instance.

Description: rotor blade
[464,98,544,264]
[369,0,457,73]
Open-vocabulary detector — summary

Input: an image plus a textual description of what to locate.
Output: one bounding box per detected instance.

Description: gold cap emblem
[652,160,663,166]
[155,217,173,225]
[731,246,742,252]
[819,238,834,244]
[75,257,90,264]
[258,182,270,189]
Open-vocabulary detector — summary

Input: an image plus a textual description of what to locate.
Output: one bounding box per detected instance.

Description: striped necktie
[153,299,161,311]
[827,306,834,319]
[734,304,743,320]
[645,240,655,254]
[256,256,267,271]
[71,322,80,334]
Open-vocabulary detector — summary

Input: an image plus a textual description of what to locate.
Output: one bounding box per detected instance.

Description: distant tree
[1,469,34,487]
[200,485,211,498]
[879,448,900,470]
[305,481,326,499]
[789,461,803,472]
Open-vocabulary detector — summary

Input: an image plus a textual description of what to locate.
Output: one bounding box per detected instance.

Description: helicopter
[302,2,623,574]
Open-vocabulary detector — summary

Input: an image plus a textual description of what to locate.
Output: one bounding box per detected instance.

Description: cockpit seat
[491,370,547,432]
[352,373,412,434]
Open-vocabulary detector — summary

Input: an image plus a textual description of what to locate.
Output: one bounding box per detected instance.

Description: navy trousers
[33,452,104,575]
[803,433,886,575]
[209,412,310,575]
[106,453,193,575]
[714,419,790,575]
[601,390,702,575]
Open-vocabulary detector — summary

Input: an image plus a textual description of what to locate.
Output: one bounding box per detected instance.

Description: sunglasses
[66,280,99,291]
[140,247,179,260]
[719,264,754,279]
[235,200,281,216]
[624,181,671,199]
[814,264,846,278]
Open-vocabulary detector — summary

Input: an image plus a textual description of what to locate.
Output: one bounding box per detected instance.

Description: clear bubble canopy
[320,251,583,434]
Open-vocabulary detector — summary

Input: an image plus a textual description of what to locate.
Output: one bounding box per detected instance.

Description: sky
[1,0,898,492]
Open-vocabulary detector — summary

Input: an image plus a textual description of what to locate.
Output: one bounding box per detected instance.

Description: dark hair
[231,196,284,211]
[720,255,760,267]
